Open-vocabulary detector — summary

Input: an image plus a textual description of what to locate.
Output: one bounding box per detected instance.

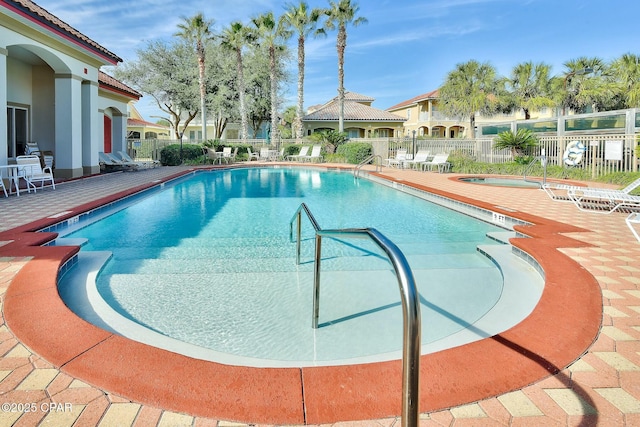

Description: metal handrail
[523,154,548,186]
[354,154,383,179]
[289,203,421,427]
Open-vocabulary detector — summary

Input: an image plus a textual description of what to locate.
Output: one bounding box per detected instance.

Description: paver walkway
[0,164,639,426]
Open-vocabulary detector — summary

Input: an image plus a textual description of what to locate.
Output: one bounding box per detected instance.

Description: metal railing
[354,154,383,179]
[289,202,421,426]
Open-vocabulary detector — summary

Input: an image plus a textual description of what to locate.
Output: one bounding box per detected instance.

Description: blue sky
[34,0,640,121]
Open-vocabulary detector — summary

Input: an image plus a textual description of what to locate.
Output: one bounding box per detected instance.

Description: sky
[32,0,640,121]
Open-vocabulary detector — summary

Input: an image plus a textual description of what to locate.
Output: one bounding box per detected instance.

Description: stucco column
[0,47,8,164]
[54,74,83,178]
[111,112,127,154]
[82,80,100,175]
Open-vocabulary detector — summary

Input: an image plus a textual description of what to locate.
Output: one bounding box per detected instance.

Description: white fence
[129,134,639,178]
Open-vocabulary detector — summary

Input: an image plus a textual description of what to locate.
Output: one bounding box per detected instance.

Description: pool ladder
[354,154,383,179]
[289,203,421,427]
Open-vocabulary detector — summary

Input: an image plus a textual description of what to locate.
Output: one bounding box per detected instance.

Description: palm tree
[505,61,555,120]
[175,13,215,142]
[610,53,640,108]
[251,12,292,145]
[439,60,500,135]
[219,21,256,141]
[561,56,613,113]
[324,0,367,133]
[282,2,326,141]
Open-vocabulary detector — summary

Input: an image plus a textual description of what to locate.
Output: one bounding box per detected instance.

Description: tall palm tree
[561,56,612,113]
[175,13,215,142]
[219,21,256,141]
[251,11,292,145]
[610,53,640,108]
[506,61,555,119]
[439,60,499,134]
[324,0,367,133]
[282,1,326,141]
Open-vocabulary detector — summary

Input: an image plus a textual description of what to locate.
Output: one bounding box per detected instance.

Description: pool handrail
[354,154,383,179]
[289,202,421,427]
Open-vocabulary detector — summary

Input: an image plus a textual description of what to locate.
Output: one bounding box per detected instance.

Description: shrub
[160,144,204,166]
[336,142,372,164]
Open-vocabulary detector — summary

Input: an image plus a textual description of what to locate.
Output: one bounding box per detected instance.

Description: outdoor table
[0,164,23,196]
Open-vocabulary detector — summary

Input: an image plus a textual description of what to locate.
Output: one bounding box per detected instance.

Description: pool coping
[0,165,603,425]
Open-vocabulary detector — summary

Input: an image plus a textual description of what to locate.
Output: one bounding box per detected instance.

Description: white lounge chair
[627,213,640,242]
[402,150,431,170]
[544,176,640,202]
[117,151,158,168]
[421,153,450,173]
[99,152,139,170]
[385,149,407,168]
[246,147,259,161]
[287,146,309,161]
[16,155,55,191]
[24,141,54,170]
[302,145,323,163]
[567,187,640,214]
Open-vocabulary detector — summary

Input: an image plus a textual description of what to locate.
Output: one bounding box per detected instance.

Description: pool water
[58,168,542,367]
[459,177,542,188]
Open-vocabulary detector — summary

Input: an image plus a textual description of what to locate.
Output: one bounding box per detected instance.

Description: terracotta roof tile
[99,71,141,99]
[127,117,168,129]
[5,0,122,64]
[387,89,440,111]
[303,98,406,122]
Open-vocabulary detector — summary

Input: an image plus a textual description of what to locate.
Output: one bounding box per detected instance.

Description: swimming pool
[57,167,543,367]
[458,176,542,188]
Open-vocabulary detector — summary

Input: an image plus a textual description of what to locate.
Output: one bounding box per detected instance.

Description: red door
[103,115,112,153]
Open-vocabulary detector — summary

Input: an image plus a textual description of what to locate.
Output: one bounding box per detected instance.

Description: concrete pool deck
[0,163,638,425]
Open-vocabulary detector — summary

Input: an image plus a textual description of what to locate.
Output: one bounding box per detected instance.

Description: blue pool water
[57,168,543,367]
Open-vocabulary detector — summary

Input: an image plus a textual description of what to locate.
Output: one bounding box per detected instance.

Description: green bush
[160,144,204,166]
[336,142,372,164]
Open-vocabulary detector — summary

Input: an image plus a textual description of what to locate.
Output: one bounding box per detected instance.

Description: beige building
[303,92,406,138]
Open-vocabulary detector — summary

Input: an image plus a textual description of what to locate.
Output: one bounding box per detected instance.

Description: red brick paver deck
[0,164,639,426]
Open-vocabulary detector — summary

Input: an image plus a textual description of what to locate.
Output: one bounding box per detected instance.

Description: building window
[407,109,411,119]
[7,106,28,158]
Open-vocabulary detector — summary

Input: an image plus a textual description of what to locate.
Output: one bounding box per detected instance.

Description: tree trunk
[236,48,248,141]
[198,44,207,142]
[269,45,279,145]
[296,35,305,142]
[337,25,346,133]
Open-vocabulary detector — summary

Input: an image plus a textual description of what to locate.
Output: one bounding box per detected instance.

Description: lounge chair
[15,155,55,191]
[567,187,640,214]
[246,147,259,161]
[24,141,54,170]
[302,145,323,163]
[421,153,450,173]
[402,150,431,170]
[627,213,640,242]
[117,151,158,168]
[543,177,640,202]
[287,146,309,162]
[385,149,407,168]
[99,152,139,171]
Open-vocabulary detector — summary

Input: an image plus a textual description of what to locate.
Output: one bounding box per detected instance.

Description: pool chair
[15,155,55,191]
[542,177,640,202]
[246,147,259,161]
[567,187,640,214]
[24,141,54,170]
[385,149,407,168]
[286,146,309,161]
[99,152,139,171]
[627,213,640,243]
[221,146,238,164]
[302,145,323,163]
[421,153,451,173]
[117,151,158,168]
[402,150,431,170]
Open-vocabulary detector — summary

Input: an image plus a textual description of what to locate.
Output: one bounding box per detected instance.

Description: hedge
[336,142,373,164]
[160,144,204,166]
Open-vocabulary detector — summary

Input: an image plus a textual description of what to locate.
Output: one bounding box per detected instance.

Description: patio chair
[302,145,323,163]
[402,150,431,170]
[543,177,640,202]
[15,155,55,191]
[117,151,157,168]
[99,152,139,171]
[385,149,407,168]
[246,147,259,161]
[221,147,238,164]
[421,153,451,173]
[0,174,7,197]
[567,187,640,214]
[25,141,54,170]
[286,146,309,161]
[259,147,272,161]
[627,213,640,243]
